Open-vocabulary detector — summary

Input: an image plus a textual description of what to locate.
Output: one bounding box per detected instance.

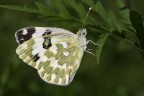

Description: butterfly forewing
[15,27,77,44]
[16,38,46,68]
[15,27,85,86]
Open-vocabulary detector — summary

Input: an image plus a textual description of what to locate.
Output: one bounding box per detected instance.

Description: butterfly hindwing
[37,41,84,85]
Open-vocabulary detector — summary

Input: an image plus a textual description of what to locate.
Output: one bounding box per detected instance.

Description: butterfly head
[77,28,87,51]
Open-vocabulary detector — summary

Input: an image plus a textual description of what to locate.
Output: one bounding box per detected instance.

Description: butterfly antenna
[81,7,92,28]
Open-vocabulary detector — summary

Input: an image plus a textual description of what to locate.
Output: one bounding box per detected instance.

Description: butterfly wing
[37,41,84,86]
[16,38,46,69]
[15,27,76,44]
[15,27,84,86]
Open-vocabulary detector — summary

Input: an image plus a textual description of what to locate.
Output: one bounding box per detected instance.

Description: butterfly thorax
[76,28,87,51]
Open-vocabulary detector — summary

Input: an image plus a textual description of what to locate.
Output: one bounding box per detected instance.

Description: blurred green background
[0,0,144,96]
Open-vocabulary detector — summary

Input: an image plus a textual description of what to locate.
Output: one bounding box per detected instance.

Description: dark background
[0,0,144,96]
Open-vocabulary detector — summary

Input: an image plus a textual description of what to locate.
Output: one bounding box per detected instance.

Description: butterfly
[15,27,88,86]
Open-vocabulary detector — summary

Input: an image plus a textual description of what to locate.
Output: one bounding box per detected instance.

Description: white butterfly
[15,27,88,86]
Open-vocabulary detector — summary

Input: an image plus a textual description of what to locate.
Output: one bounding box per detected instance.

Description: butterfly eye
[81,29,87,36]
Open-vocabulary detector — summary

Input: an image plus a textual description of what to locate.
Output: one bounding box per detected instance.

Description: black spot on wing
[43,38,52,49]
[33,54,40,62]
[48,42,52,47]
[27,27,36,33]
[42,30,52,36]
[42,30,52,49]
[16,27,36,44]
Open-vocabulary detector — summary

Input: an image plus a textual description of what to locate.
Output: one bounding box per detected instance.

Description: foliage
[0,0,142,63]
[0,0,144,96]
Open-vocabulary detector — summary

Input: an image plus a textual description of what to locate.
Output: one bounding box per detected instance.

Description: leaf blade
[96,33,110,64]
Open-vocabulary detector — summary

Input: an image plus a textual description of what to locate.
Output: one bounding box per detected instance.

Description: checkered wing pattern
[15,27,85,86]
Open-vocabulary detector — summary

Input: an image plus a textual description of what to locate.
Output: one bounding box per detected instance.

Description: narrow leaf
[94,1,107,19]
[65,0,87,20]
[115,0,130,23]
[96,33,110,64]
[81,0,96,7]
[0,5,37,13]
[51,0,71,17]
[34,2,50,15]
[107,12,124,32]
[130,10,144,50]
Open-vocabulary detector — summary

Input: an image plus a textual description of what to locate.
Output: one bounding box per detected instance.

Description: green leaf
[65,0,87,22]
[0,2,54,16]
[0,0,138,64]
[0,4,37,13]
[96,33,110,64]
[81,0,96,7]
[82,0,112,31]
[51,0,71,18]
[115,0,130,23]
[94,1,108,20]
[107,12,125,32]
[92,1,111,30]
[130,10,144,50]
[34,2,50,16]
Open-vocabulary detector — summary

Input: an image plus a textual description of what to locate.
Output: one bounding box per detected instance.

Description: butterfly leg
[87,40,102,46]
[85,50,96,56]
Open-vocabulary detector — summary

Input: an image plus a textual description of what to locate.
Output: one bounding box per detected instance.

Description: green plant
[0,0,143,64]
[0,0,144,95]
